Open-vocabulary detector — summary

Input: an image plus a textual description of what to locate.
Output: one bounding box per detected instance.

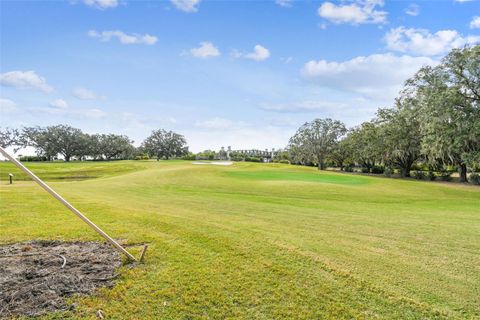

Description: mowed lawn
[0,161,479,319]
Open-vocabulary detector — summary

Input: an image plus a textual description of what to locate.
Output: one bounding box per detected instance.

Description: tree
[348,122,384,172]
[327,136,353,171]
[19,126,57,160]
[142,129,188,160]
[0,127,19,148]
[86,134,104,160]
[376,98,422,177]
[405,46,480,182]
[288,118,347,170]
[21,125,88,161]
[98,134,134,160]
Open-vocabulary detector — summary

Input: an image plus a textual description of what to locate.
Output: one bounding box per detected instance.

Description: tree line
[287,46,479,183]
[1,46,478,183]
[0,126,189,162]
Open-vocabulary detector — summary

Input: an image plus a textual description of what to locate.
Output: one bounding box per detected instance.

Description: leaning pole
[0,146,137,262]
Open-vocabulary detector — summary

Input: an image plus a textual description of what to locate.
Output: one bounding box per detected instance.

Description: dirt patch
[0,240,122,318]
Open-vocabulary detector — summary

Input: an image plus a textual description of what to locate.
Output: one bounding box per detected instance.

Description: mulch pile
[0,240,122,318]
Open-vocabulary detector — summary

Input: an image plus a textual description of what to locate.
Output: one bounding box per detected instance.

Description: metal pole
[0,146,137,261]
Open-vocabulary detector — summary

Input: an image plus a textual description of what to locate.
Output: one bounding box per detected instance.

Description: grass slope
[0,161,479,319]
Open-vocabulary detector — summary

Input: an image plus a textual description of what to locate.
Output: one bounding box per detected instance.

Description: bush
[384,167,393,177]
[361,167,370,173]
[134,153,149,160]
[245,156,261,162]
[413,170,426,180]
[438,171,452,182]
[371,165,384,174]
[182,153,196,161]
[278,159,290,164]
[469,173,480,185]
[344,166,354,172]
[19,155,48,162]
[427,171,437,181]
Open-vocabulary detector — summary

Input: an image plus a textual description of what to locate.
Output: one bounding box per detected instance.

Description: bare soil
[0,240,122,318]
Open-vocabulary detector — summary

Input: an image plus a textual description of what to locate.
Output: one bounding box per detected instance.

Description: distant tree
[19,126,57,160]
[272,149,289,162]
[376,98,422,177]
[348,122,384,172]
[0,127,19,148]
[98,134,134,160]
[142,129,188,160]
[327,136,353,171]
[405,46,480,182]
[196,150,215,160]
[288,118,347,170]
[86,134,104,160]
[21,125,87,161]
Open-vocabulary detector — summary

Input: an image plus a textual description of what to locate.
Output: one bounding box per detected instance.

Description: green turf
[0,161,479,319]
[0,160,151,181]
[226,169,369,185]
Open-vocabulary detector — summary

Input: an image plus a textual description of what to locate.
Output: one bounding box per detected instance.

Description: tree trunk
[340,163,344,171]
[459,163,468,183]
[65,155,71,162]
[400,163,412,178]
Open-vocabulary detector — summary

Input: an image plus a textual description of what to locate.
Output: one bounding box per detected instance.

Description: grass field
[0,160,479,319]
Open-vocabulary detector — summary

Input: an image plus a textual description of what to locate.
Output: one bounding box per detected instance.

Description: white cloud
[170,0,200,12]
[405,4,420,16]
[0,70,53,93]
[88,30,157,45]
[470,16,480,29]
[454,0,473,2]
[233,45,271,61]
[72,87,97,100]
[385,27,480,56]
[195,117,240,130]
[0,98,17,113]
[49,99,69,109]
[302,53,436,100]
[318,0,387,25]
[34,105,107,119]
[276,0,293,7]
[83,0,118,9]
[190,42,221,58]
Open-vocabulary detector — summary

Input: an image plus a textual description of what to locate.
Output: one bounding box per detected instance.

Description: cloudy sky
[1,0,479,152]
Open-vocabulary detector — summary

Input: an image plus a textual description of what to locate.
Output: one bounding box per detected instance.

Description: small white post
[0,146,137,261]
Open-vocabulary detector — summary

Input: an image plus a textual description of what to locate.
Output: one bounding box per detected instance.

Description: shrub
[344,166,354,172]
[134,153,149,160]
[245,156,261,162]
[361,167,370,173]
[469,173,480,185]
[371,165,384,174]
[19,155,48,162]
[278,159,290,164]
[438,171,452,182]
[427,171,437,181]
[413,170,426,180]
[182,153,196,161]
[384,167,393,177]
[411,163,422,171]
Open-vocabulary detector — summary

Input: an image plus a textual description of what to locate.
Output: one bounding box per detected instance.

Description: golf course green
[1,160,479,319]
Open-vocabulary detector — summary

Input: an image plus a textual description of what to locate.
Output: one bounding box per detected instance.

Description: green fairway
[226,169,368,185]
[0,160,479,319]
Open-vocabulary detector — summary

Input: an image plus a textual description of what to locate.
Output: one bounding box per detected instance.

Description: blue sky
[1,0,479,152]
